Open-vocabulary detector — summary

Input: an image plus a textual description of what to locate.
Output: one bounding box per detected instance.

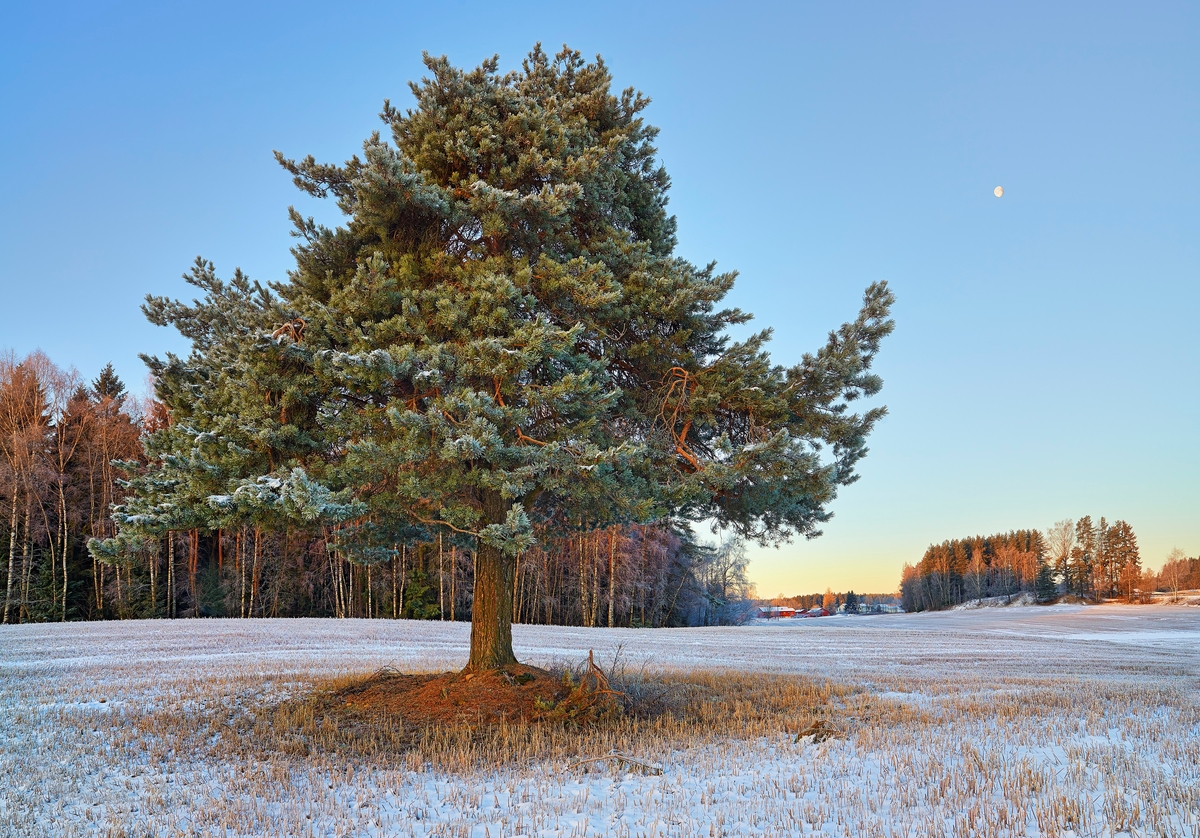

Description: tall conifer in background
[1034,557,1057,602]
[1071,516,1096,598]
[92,364,127,402]
[1108,520,1141,600]
[98,47,894,670]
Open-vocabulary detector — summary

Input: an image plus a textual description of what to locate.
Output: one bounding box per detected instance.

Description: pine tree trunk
[466,490,518,671]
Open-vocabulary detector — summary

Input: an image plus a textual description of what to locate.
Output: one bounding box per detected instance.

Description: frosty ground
[1,606,1197,837]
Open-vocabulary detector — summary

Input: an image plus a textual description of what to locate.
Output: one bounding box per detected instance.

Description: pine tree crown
[101,45,894,563]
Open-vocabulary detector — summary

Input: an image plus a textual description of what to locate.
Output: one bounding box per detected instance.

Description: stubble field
[1,605,1197,837]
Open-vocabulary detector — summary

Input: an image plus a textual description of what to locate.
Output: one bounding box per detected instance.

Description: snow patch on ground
[954,591,1038,609]
[1,605,1198,836]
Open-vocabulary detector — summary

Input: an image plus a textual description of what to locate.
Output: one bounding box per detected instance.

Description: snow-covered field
[1,605,1197,836]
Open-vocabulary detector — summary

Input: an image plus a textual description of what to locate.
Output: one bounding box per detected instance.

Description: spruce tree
[1034,558,1057,602]
[92,363,126,403]
[100,47,894,670]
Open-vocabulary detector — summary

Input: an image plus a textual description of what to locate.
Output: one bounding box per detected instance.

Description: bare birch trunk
[188,529,197,617]
[88,467,99,612]
[167,531,175,618]
[149,538,157,617]
[59,483,69,621]
[512,551,519,624]
[239,528,247,618]
[336,553,344,618]
[608,529,616,628]
[20,501,32,622]
[532,551,542,625]
[398,543,406,620]
[590,533,600,627]
[3,490,17,624]
[114,552,122,616]
[50,498,60,616]
[326,547,338,618]
[329,527,345,619]
[342,555,350,618]
[249,527,260,617]
[640,536,648,627]
[578,532,587,627]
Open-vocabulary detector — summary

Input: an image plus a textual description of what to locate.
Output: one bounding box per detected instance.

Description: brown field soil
[250,664,849,768]
[337,664,572,726]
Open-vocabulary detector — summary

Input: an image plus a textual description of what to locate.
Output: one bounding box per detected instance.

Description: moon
[994,186,1004,198]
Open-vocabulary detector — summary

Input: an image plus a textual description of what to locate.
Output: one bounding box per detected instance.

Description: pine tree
[99,46,894,670]
[1107,520,1141,600]
[1096,516,1115,597]
[1070,516,1096,598]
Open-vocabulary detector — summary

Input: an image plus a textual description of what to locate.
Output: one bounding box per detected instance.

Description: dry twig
[568,750,664,775]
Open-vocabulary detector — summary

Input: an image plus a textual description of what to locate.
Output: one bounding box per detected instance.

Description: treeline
[772,590,899,612]
[900,517,1155,612]
[1,351,754,626]
[1,352,143,622]
[1158,548,1200,598]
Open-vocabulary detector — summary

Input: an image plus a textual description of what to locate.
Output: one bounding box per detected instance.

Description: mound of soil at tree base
[338,665,577,727]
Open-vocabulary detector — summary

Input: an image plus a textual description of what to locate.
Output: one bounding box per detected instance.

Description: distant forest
[901,517,1199,612]
[1,350,754,627]
[771,590,898,613]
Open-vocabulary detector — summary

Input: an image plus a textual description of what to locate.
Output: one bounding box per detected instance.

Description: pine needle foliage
[96,46,894,668]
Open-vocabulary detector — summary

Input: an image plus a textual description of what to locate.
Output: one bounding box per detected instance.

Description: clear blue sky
[2,1,1196,594]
